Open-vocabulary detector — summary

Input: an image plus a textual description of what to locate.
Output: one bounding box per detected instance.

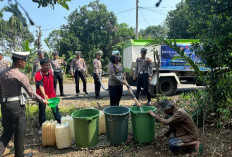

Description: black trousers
[109,85,123,106]
[74,70,87,94]
[136,73,151,101]
[0,101,26,157]
[39,103,61,126]
[54,71,64,95]
[93,73,101,97]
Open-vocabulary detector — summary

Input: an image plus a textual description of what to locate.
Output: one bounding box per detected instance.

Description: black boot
[147,101,151,106]
[60,92,65,96]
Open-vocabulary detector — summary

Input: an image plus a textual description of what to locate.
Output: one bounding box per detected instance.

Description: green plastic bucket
[72,108,100,148]
[130,106,156,143]
[103,106,130,145]
[47,97,60,112]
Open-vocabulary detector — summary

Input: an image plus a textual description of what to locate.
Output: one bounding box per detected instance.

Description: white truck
[123,39,208,96]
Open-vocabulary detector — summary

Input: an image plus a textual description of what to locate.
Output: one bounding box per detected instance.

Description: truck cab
[123,39,208,96]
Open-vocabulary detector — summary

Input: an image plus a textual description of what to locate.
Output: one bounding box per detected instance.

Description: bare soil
[2,95,232,157]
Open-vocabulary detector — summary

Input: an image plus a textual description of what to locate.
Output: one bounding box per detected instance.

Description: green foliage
[166,0,196,39]
[183,0,232,122]
[0,13,34,53]
[178,84,232,127]
[32,0,71,9]
[186,0,232,70]
[24,103,77,129]
[22,40,30,51]
[2,3,28,26]
[44,39,53,59]
[178,90,213,127]
[53,0,135,73]
[139,25,168,39]
[45,30,61,52]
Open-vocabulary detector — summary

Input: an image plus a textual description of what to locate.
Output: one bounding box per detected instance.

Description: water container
[72,108,99,148]
[55,122,71,149]
[103,106,130,145]
[42,120,57,146]
[66,115,75,139]
[98,111,106,135]
[130,106,156,143]
[61,115,75,139]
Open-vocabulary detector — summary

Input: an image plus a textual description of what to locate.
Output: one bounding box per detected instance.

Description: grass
[0,103,77,130]
[62,75,108,84]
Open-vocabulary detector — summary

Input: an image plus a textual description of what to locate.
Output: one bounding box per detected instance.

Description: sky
[0,0,182,51]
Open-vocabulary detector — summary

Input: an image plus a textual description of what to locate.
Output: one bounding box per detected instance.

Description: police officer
[51,52,66,96]
[108,51,127,106]
[0,52,10,71]
[31,50,44,81]
[133,48,152,106]
[0,51,48,157]
[93,51,103,99]
[70,51,88,96]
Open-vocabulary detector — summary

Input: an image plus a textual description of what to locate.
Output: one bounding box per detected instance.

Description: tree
[0,15,34,52]
[45,30,61,51]
[139,25,167,39]
[186,0,232,69]
[185,0,232,123]
[55,0,135,73]
[32,0,71,9]
[166,0,196,39]
[0,0,71,26]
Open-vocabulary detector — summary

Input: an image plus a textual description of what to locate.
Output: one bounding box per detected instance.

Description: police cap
[140,48,147,54]
[75,51,81,55]
[37,50,44,55]
[96,51,103,56]
[52,52,59,56]
[12,51,30,60]
[112,50,120,57]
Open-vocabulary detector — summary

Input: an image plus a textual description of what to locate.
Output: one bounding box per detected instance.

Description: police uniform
[0,52,46,157]
[108,51,124,106]
[31,50,44,80]
[93,51,103,99]
[134,48,152,105]
[70,51,88,95]
[51,52,66,96]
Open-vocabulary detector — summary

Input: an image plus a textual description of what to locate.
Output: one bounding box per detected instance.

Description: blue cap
[37,50,44,55]
[52,52,59,56]
[140,48,147,54]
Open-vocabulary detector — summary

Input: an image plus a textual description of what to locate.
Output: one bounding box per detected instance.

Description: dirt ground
[2,95,232,157]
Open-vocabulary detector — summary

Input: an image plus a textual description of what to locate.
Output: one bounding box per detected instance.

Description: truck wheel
[159,78,177,96]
